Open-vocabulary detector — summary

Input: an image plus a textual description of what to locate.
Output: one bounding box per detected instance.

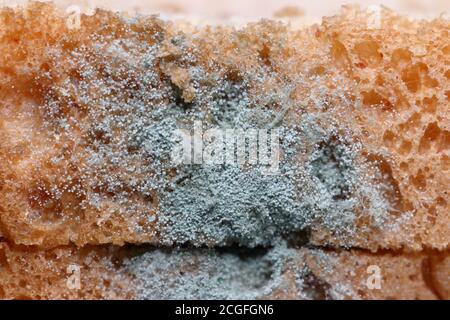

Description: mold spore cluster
[38,15,394,247]
[125,240,347,300]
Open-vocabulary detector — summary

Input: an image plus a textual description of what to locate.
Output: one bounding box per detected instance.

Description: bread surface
[1,240,448,299]
[0,2,448,299]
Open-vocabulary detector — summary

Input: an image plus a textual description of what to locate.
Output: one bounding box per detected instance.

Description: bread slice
[298,247,449,300]
[125,244,450,300]
[1,240,447,299]
[0,3,448,252]
[0,241,134,299]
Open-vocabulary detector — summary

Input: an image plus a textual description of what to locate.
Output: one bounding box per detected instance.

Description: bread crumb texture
[0,3,447,250]
[0,3,448,299]
[0,241,134,299]
[0,240,448,300]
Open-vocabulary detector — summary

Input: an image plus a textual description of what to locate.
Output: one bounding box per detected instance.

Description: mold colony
[0,3,448,299]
